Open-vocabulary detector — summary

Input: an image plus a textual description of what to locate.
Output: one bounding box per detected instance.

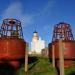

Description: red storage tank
[0,37,25,59]
[0,18,26,68]
[48,22,75,67]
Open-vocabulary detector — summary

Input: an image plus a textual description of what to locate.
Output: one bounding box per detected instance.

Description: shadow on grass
[28,56,38,64]
[28,56,38,70]
[0,63,16,75]
[67,72,75,75]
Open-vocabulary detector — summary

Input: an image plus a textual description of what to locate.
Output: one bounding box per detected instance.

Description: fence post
[59,39,65,75]
[25,43,28,72]
[52,44,55,67]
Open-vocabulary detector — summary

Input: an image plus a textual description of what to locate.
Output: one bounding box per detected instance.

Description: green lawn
[16,56,57,75]
[16,56,75,75]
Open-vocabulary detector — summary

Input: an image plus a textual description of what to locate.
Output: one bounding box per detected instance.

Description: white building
[31,31,45,54]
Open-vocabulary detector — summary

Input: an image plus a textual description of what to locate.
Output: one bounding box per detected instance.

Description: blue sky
[0,0,75,47]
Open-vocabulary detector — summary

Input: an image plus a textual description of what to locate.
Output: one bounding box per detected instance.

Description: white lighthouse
[31,31,45,54]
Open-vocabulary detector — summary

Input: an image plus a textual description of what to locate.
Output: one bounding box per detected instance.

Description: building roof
[33,30,38,33]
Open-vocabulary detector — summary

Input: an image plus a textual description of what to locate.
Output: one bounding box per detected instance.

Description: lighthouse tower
[31,31,45,54]
[32,31,38,42]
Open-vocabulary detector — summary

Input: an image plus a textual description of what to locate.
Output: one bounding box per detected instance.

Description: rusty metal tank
[48,22,75,67]
[0,18,26,68]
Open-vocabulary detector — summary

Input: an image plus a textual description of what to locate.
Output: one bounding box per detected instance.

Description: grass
[16,56,57,75]
[16,56,75,75]
[64,66,75,75]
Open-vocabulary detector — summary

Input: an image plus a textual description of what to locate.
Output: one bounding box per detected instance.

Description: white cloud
[1,2,33,27]
[1,0,55,27]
